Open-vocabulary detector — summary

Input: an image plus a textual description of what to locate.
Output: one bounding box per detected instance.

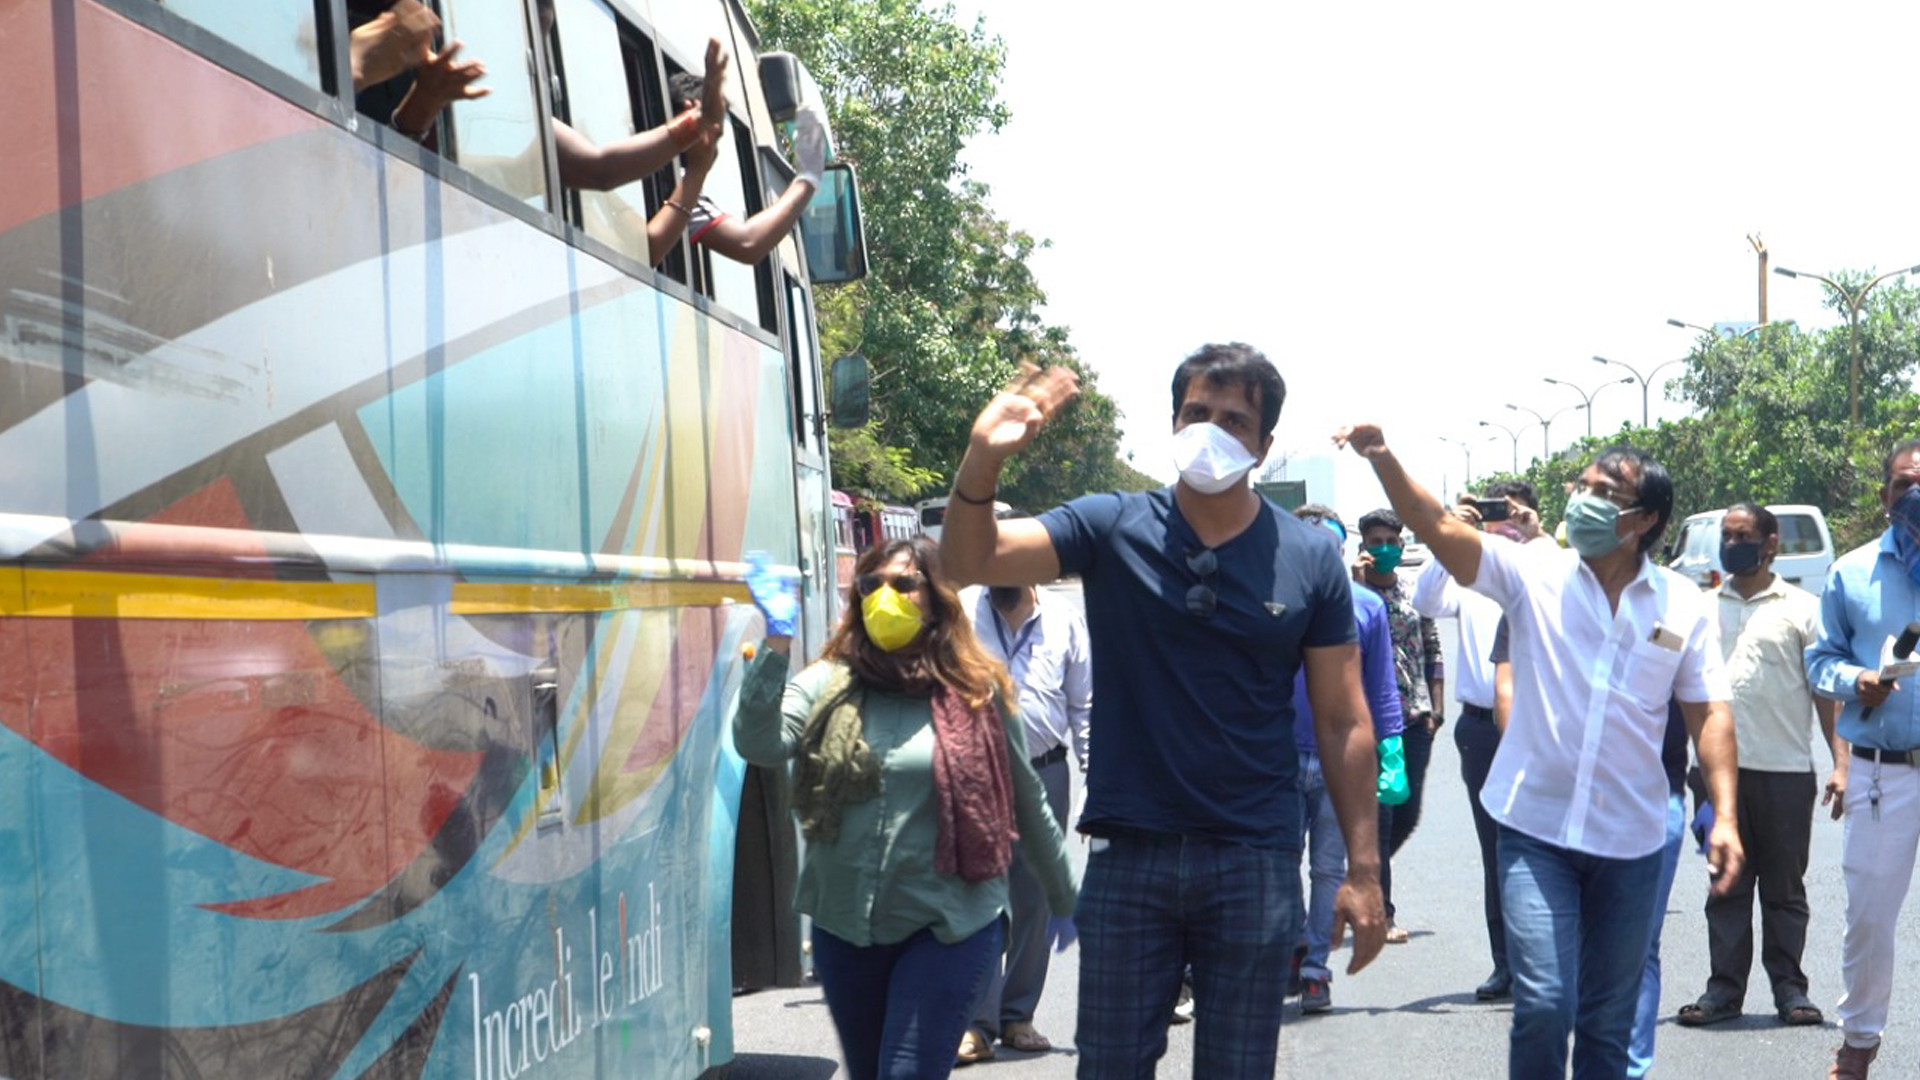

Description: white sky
[953,0,1920,518]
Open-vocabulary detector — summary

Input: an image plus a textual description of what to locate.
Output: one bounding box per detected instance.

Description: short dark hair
[1294,502,1345,538]
[1357,508,1402,537]
[1593,445,1672,556]
[1170,343,1285,439]
[1725,501,1778,539]
[669,72,704,113]
[1482,479,1539,511]
[1883,439,1920,484]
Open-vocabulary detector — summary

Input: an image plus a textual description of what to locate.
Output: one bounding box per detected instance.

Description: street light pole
[1506,402,1585,461]
[1479,419,1522,474]
[1592,354,1689,428]
[1543,375,1634,438]
[1439,434,1495,492]
[1774,262,1920,426]
[1666,318,1763,341]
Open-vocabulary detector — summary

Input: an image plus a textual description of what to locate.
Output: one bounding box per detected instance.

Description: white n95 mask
[1171,422,1257,494]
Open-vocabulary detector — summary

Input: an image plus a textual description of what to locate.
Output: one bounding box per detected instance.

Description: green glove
[1377,735,1409,806]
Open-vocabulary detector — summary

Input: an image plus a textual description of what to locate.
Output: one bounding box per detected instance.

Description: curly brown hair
[821,537,1013,706]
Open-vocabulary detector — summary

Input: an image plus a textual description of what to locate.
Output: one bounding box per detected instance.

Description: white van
[1666,504,1836,594]
[915,496,1014,542]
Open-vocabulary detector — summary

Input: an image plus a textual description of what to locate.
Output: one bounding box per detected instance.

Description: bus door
[783,271,833,656]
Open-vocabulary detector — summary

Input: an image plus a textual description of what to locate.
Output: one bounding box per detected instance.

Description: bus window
[158,0,326,88]
[786,274,820,452]
[551,0,652,262]
[441,0,551,210]
[694,113,761,317]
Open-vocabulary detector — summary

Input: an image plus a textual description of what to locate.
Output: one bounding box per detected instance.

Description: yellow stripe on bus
[0,570,750,620]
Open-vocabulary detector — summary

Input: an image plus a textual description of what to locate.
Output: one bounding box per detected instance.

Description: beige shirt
[1718,574,1822,772]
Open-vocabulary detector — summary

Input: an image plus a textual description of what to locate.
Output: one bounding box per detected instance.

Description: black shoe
[1475,970,1512,1001]
[1300,977,1332,1014]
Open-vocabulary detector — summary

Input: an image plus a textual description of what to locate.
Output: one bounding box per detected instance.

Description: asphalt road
[726,594,1920,1079]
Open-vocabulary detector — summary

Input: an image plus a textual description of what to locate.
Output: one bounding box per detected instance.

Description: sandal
[956,1028,995,1066]
[1677,998,1742,1026]
[1001,1022,1052,1053]
[1779,1000,1824,1026]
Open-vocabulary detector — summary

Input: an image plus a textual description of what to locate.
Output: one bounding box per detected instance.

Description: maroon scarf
[929,687,1017,882]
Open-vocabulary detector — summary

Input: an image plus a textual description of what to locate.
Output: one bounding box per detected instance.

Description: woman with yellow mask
[737,537,1075,1080]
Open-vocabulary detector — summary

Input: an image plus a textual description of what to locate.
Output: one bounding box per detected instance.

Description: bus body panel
[0,2,827,1077]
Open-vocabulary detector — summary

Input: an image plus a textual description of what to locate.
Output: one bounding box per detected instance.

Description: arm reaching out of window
[390,40,489,143]
[555,39,729,192]
[696,101,827,264]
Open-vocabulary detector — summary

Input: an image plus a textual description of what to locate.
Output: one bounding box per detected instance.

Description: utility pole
[1749,233,1767,325]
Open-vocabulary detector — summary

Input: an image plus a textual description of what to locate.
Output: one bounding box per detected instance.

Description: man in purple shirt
[1291,505,1404,1014]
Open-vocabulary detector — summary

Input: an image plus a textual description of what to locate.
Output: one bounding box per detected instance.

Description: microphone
[1863,620,1920,720]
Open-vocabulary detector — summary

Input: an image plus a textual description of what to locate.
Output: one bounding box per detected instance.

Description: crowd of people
[737,342,1920,1080]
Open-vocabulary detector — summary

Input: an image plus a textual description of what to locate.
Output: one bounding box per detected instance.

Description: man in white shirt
[958,582,1092,1061]
[1679,502,1842,1031]
[1411,481,1544,1001]
[1338,425,1743,1079]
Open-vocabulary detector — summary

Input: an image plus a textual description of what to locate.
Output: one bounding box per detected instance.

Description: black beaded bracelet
[951,485,996,506]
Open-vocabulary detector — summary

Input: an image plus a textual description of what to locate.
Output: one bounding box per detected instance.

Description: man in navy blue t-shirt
[941,343,1386,1080]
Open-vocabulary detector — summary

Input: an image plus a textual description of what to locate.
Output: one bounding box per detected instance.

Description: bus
[1,2,863,1077]
[829,492,915,593]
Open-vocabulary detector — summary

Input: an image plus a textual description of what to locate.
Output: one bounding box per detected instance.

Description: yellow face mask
[861,585,925,651]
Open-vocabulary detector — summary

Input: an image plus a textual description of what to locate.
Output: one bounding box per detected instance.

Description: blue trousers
[1627,794,1687,1078]
[1297,750,1347,982]
[1499,825,1664,1080]
[812,918,1005,1080]
[1075,829,1301,1080]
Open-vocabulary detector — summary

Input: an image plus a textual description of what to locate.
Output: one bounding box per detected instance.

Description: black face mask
[1721,540,1764,576]
[988,586,1025,611]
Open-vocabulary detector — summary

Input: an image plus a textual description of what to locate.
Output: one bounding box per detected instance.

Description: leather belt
[1853,745,1915,765]
[1031,745,1067,769]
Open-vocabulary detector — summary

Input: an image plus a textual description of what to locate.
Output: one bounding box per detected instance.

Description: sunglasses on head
[856,571,927,597]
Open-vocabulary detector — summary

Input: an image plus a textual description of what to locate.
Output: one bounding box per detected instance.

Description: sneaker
[1170,978,1194,1024]
[1827,1042,1877,1080]
[1300,977,1331,1014]
[1385,922,1410,945]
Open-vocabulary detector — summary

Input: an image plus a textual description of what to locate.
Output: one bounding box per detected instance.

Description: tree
[1470,276,1920,558]
[747,0,1147,503]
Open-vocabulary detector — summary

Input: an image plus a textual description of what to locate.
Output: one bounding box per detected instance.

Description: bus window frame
[87,0,785,354]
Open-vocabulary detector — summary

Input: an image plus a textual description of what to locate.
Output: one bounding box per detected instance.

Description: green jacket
[734,649,1076,946]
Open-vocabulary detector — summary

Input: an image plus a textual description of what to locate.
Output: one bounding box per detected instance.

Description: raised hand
[700,38,730,141]
[1331,423,1389,460]
[350,0,439,91]
[968,363,1080,462]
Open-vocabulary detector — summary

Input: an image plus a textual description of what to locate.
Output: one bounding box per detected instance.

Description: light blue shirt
[1806,530,1920,750]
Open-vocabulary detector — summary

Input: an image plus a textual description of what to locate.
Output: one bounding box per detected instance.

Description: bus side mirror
[758,53,803,122]
[830,354,870,428]
[801,163,868,284]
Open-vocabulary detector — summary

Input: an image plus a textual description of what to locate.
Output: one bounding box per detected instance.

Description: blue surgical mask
[1563,494,1626,558]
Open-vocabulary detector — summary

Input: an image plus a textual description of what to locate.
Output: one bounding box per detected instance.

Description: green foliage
[1470,277,1920,559]
[748,0,1146,506]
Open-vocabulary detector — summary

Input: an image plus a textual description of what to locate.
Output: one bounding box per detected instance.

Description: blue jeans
[1499,825,1664,1080]
[1076,829,1302,1080]
[1627,794,1687,1078]
[812,918,1006,1080]
[1297,750,1347,982]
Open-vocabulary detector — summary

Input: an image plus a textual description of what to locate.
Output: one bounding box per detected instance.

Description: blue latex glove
[1046,914,1078,953]
[1377,735,1410,806]
[744,551,799,638]
[1691,800,1713,855]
